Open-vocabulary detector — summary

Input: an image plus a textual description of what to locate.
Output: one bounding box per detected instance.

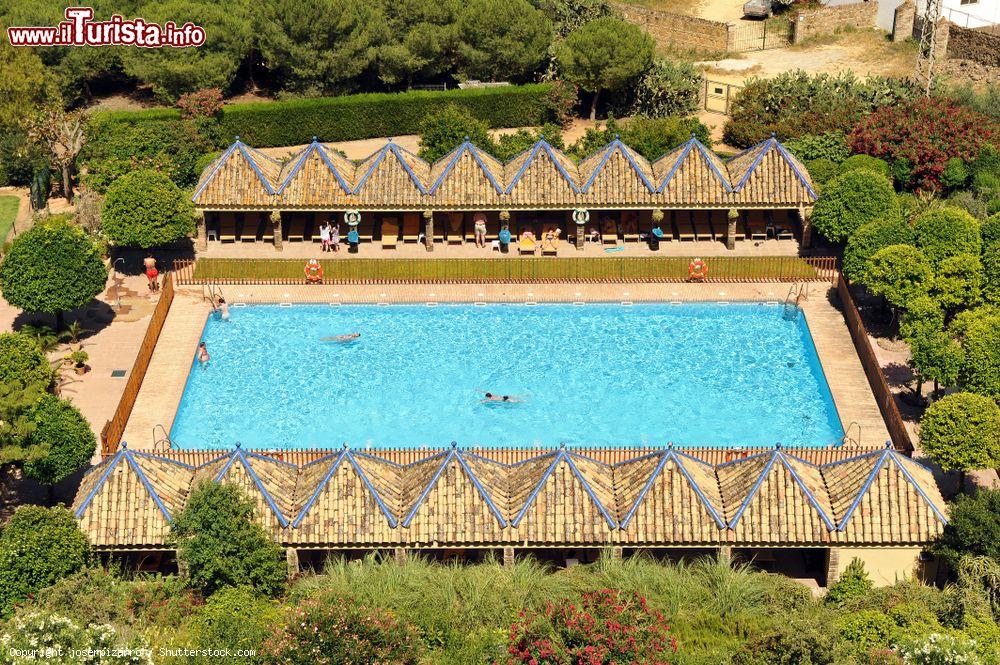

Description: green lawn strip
[0,196,20,244]
[190,256,820,283]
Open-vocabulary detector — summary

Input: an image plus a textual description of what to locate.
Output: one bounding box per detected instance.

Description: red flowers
[849,97,998,193]
[505,589,677,665]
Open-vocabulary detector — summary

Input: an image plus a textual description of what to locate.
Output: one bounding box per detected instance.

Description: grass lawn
[0,195,19,244]
[188,256,830,284]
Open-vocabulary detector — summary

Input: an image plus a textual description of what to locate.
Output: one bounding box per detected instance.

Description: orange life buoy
[688,258,707,280]
[304,259,324,283]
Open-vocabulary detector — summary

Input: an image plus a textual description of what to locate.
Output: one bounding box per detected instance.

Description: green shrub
[785,131,850,163]
[937,490,1000,567]
[264,594,422,664]
[913,207,982,268]
[0,332,52,389]
[730,618,835,665]
[102,169,195,248]
[0,506,90,618]
[810,170,900,243]
[0,612,150,664]
[838,154,891,180]
[614,58,701,119]
[189,586,278,664]
[942,157,971,191]
[983,214,1000,247]
[825,559,874,608]
[842,217,915,284]
[959,313,1000,398]
[933,253,983,313]
[0,218,107,320]
[920,392,1000,473]
[948,190,989,220]
[170,481,286,597]
[805,158,839,187]
[22,394,96,485]
[984,239,1000,304]
[836,609,894,655]
[32,567,131,627]
[863,244,933,309]
[124,574,204,627]
[417,104,493,163]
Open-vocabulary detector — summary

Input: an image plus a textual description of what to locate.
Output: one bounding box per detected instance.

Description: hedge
[93,84,555,148]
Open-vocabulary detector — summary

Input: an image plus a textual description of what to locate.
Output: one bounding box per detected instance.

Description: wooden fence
[836,276,913,454]
[173,256,838,285]
[100,275,175,457]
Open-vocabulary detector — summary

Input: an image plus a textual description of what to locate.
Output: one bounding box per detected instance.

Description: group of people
[319,222,341,252]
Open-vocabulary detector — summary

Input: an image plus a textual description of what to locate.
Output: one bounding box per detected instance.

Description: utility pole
[915,0,944,96]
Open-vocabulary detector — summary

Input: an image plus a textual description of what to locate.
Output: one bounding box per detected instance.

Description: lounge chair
[217,213,238,242]
[602,219,619,245]
[693,211,713,241]
[518,233,537,255]
[358,216,375,243]
[447,214,464,245]
[772,211,795,240]
[621,213,639,243]
[676,213,695,241]
[381,218,399,249]
[540,227,560,256]
[402,213,421,243]
[746,211,767,241]
[284,215,305,242]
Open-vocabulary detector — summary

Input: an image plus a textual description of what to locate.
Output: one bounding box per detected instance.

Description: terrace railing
[173,256,838,285]
[99,274,175,457]
[836,275,913,454]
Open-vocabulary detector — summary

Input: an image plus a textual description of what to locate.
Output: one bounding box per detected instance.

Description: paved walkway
[118,280,889,452]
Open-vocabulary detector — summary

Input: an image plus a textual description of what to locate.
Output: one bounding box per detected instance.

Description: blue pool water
[170,303,844,450]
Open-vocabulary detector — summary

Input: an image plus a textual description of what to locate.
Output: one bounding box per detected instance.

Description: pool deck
[120,281,890,451]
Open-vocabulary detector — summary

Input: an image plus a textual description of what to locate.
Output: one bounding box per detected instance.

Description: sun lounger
[692,211,713,241]
[675,213,695,241]
[358,216,375,243]
[540,227,560,256]
[217,213,238,242]
[284,215,305,242]
[621,212,639,243]
[746,211,767,241]
[402,213,421,243]
[381,217,399,249]
[518,235,537,255]
[602,219,619,245]
[772,211,795,240]
[447,213,464,245]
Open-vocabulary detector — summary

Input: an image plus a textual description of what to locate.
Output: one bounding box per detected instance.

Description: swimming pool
[169,303,844,450]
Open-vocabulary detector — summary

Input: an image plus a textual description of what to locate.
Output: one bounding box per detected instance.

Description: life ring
[689,258,707,280]
[304,259,324,283]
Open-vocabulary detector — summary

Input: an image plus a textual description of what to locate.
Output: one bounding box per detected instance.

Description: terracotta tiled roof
[75,445,944,549]
[193,136,817,211]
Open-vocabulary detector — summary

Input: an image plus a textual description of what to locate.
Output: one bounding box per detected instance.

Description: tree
[493,124,565,160]
[0,44,58,133]
[0,505,90,618]
[568,115,710,161]
[959,313,1000,399]
[535,0,614,36]
[122,0,252,102]
[920,393,1000,486]
[933,253,983,315]
[102,169,195,247]
[457,0,552,82]
[913,207,982,268]
[557,17,654,121]
[254,0,386,94]
[837,154,891,180]
[901,296,963,397]
[842,218,915,284]
[862,244,933,311]
[29,107,87,203]
[615,58,701,119]
[171,481,286,597]
[377,0,460,88]
[0,332,53,389]
[417,104,494,162]
[936,489,1000,567]
[809,170,901,243]
[21,394,96,486]
[0,219,107,326]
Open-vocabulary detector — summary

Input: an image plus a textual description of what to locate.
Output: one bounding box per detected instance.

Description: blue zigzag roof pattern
[75,444,946,548]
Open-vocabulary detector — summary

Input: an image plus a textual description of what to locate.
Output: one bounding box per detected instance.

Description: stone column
[394,547,408,563]
[573,208,587,250]
[719,545,733,564]
[195,210,207,251]
[892,0,915,42]
[423,210,434,252]
[610,546,623,560]
[270,210,283,251]
[825,547,841,586]
[792,13,807,45]
[502,546,515,568]
[726,208,739,251]
[286,547,299,578]
[800,206,813,249]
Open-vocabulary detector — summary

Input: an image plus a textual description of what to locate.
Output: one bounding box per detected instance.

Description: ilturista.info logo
[6,7,205,48]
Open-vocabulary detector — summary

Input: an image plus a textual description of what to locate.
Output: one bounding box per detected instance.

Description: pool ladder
[152,424,173,452]
[203,284,226,304]
[842,421,862,447]
[783,282,808,320]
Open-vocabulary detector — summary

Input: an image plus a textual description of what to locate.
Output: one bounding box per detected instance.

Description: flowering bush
[896,632,981,664]
[263,596,422,664]
[0,612,152,664]
[505,589,677,664]
[849,98,998,192]
[175,88,223,120]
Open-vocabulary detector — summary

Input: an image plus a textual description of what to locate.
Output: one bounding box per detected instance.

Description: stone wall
[946,23,1000,67]
[614,3,730,53]
[792,0,879,44]
[891,0,915,42]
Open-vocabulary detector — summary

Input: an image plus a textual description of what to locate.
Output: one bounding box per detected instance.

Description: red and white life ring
[688,258,707,281]
[304,259,324,283]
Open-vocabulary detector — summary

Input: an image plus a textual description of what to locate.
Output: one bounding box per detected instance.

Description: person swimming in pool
[197,342,210,364]
[483,392,525,403]
[322,333,361,343]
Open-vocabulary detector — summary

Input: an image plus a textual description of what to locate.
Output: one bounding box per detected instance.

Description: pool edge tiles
[168,302,846,451]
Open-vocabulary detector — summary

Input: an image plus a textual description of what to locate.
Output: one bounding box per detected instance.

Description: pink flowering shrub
[849,97,997,193]
[263,596,422,664]
[176,88,223,120]
[505,589,678,665]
